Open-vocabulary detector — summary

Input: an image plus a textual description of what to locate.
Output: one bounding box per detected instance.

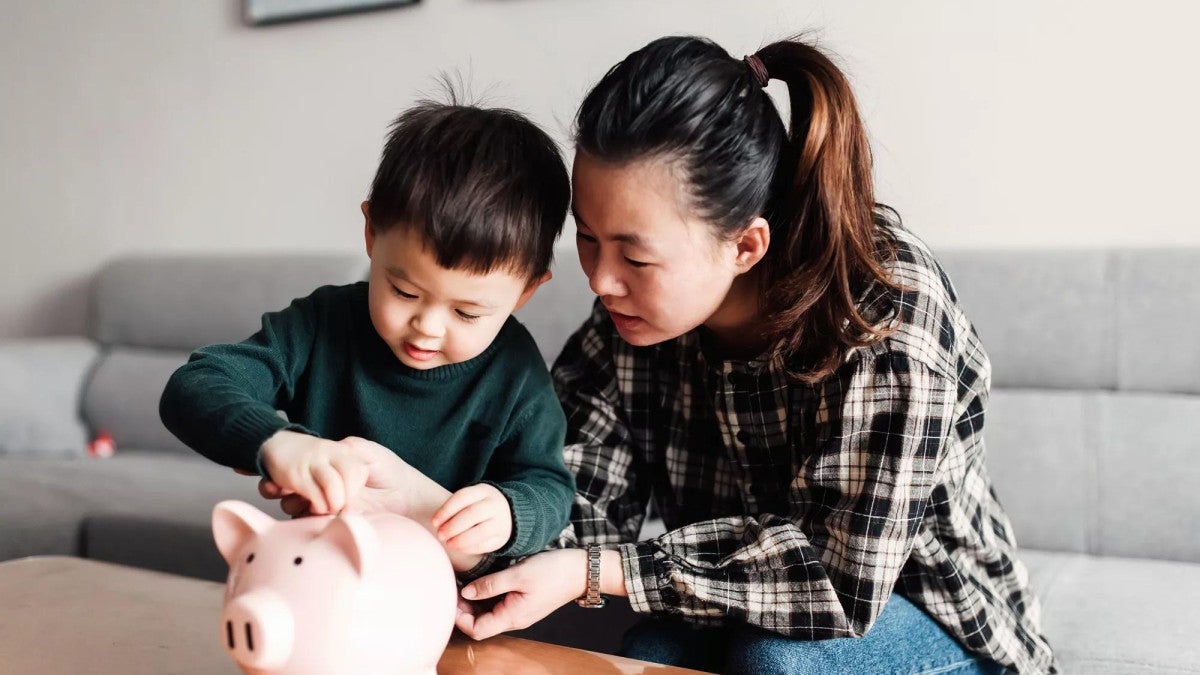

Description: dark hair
[575,35,902,382]
[367,102,570,280]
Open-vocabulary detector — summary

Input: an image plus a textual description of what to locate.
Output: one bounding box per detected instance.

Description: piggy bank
[212,500,457,675]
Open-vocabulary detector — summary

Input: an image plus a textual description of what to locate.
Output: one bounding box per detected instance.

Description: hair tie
[743,54,769,88]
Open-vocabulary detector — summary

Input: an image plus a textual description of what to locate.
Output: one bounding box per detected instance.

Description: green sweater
[159,282,572,557]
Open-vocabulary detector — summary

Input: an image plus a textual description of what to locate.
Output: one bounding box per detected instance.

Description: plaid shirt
[552,227,1056,673]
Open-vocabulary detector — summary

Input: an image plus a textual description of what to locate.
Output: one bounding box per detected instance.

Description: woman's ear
[513,270,553,312]
[362,201,375,257]
[734,217,770,272]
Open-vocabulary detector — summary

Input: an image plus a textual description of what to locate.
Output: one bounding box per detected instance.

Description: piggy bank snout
[222,590,295,670]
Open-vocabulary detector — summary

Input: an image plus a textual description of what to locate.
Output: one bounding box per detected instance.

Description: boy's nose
[410,312,445,338]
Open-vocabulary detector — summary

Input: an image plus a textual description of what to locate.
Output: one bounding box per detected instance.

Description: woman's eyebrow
[571,207,654,252]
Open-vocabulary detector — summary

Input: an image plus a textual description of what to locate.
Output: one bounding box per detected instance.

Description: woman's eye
[575,231,597,244]
[456,310,481,322]
[624,257,648,268]
[391,285,416,299]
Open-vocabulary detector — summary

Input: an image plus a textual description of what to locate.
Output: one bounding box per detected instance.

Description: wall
[2,0,1197,337]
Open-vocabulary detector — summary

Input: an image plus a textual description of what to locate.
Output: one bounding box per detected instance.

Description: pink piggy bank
[212,500,457,675]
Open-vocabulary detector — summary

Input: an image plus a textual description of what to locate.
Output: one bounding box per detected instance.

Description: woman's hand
[455,548,588,640]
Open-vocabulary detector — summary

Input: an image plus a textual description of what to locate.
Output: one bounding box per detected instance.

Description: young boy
[160,102,573,562]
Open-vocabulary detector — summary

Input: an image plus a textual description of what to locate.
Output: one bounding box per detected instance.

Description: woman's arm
[459,352,957,640]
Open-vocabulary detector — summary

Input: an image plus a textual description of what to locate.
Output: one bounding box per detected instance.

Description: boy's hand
[431,484,513,555]
[259,430,370,516]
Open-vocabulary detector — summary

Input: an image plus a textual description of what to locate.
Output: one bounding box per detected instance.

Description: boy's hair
[367,102,570,280]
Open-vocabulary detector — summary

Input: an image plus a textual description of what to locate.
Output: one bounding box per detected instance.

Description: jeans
[619,593,1007,674]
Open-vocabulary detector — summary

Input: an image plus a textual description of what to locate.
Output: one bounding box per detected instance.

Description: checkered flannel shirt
[551,226,1056,673]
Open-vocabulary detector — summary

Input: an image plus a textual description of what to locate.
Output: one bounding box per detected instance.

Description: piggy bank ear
[321,514,379,579]
[212,500,276,565]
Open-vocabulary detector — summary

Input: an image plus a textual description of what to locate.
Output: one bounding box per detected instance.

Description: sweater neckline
[368,316,515,383]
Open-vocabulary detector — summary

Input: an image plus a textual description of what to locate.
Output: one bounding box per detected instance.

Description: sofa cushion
[0,338,98,458]
[936,250,1116,390]
[1117,250,1200,395]
[1022,549,1200,674]
[515,257,595,365]
[91,254,366,351]
[81,347,193,455]
[987,389,1200,564]
[0,453,277,562]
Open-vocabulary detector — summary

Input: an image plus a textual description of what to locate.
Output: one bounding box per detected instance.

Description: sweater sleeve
[482,382,573,558]
[159,293,321,473]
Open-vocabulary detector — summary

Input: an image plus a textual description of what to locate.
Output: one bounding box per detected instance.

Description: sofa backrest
[938,250,1200,564]
[523,248,1200,565]
[83,254,366,454]
[85,248,1199,565]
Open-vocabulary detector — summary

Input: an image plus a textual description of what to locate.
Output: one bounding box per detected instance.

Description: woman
[267,34,1054,674]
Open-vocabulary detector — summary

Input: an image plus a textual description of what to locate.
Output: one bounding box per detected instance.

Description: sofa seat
[0,453,273,566]
[1022,550,1200,673]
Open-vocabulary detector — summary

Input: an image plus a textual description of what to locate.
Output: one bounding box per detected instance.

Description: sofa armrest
[0,337,100,457]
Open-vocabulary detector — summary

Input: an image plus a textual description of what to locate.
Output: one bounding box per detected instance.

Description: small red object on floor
[87,430,116,458]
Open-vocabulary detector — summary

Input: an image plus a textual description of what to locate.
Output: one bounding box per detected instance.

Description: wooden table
[0,556,703,674]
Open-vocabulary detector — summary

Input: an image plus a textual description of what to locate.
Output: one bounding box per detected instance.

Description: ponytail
[755,39,901,382]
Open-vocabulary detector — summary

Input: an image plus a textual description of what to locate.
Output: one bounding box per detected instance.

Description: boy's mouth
[403,342,440,361]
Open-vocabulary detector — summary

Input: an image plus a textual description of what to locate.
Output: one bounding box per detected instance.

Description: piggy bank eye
[293,557,303,566]
[246,553,255,563]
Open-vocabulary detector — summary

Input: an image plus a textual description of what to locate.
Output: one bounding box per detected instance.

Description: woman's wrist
[598,549,627,597]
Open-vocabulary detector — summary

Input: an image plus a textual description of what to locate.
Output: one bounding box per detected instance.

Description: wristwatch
[576,544,606,608]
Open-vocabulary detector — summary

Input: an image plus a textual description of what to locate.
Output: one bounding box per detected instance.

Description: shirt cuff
[456,552,507,582]
[619,541,683,615]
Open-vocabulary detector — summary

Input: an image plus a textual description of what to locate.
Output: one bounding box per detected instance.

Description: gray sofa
[2,249,1198,673]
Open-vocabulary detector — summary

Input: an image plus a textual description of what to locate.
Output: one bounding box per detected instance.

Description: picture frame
[243,0,419,26]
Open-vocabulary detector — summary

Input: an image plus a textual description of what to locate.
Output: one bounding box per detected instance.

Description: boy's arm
[159,294,319,474]
[480,388,573,558]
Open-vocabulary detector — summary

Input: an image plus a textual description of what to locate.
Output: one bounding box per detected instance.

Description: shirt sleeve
[550,310,653,549]
[158,294,320,474]
[620,350,957,639]
[482,382,574,557]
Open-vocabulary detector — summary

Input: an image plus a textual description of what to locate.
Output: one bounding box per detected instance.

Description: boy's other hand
[259,430,369,516]
[430,484,513,555]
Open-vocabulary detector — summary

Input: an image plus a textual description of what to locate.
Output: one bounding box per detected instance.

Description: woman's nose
[588,257,626,298]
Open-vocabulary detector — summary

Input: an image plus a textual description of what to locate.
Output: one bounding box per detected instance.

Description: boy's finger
[431,486,487,527]
[258,479,283,499]
[280,494,311,517]
[445,525,505,555]
[437,501,492,542]
[294,471,328,515]
[331,457,369,511]
[312,464,345,514]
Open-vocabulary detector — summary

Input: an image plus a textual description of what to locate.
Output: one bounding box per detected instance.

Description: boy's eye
[575,231,597,244]
[624,257,649,268]
[391,285,417,299]
[455,310,481,322]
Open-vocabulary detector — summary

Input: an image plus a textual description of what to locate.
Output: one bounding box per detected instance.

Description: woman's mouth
[607,309,643,331]
[403,342,440,361]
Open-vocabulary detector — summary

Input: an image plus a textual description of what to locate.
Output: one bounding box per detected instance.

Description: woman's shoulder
[857,224,982,380]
